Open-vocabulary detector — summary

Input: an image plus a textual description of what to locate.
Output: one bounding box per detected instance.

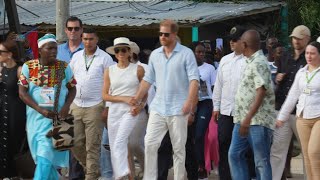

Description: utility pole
[56,0,69,43]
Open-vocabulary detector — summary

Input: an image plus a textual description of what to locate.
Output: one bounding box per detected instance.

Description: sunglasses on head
[159,32,170,37]
[67,27,81,32]
[114,47,128,54]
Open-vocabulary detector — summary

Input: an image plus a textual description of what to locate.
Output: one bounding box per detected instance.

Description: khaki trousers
[70,102,104,180]
[143,111,188,180]
[270,111,300,180]
[296,117,320,180]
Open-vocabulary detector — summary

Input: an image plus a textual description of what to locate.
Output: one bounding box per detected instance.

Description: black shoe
[286,171,293,178]
[198,168,208,179]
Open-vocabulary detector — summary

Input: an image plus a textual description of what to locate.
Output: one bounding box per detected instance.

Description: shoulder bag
[46,63,74,151]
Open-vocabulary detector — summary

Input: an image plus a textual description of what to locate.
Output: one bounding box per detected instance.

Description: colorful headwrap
[38,33,57,48]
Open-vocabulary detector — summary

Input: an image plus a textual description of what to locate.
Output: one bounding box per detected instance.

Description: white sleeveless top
[109,63,139,97]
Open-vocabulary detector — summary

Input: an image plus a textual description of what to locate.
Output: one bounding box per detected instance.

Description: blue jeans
[195,99,212,167]
[100,128,113,179]
[228,124,273,180]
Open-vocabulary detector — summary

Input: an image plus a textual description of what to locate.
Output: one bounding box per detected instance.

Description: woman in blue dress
[18,34,76,179]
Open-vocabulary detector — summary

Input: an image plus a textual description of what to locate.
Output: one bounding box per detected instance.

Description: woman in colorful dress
[18,34,76,179]
[0,40,26,178]
[103,37,145,180]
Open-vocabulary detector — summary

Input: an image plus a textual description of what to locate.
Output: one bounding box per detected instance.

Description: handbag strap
[53,62,65,125]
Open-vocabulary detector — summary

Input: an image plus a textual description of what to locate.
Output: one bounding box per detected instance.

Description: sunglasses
[67,27,81,32]
[0,50,9,54]
[114,47,128,54]
[159,32,170,37]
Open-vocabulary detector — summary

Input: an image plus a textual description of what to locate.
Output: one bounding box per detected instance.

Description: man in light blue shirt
[55,16,86,180]
[57,16,84,63]
[132,19,199,180]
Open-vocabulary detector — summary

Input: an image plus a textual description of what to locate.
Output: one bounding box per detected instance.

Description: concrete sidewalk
[167,154,305,180]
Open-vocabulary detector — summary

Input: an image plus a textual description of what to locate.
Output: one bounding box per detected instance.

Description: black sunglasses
[0,50,9,54]
[159,32,170,37]
[114,47,128,54]
[67,27,81,32]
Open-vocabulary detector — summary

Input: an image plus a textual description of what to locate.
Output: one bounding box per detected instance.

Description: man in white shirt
[69,28,115,180]
[212,26,247,180]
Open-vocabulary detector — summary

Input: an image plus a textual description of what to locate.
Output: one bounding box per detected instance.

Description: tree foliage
[194,0,320,40]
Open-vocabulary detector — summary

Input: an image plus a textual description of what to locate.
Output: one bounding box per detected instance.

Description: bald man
[228,30,276,180]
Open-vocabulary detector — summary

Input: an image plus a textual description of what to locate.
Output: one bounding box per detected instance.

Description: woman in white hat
[103,37,146,179]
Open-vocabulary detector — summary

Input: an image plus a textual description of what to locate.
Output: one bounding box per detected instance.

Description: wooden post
[56,0,69,43]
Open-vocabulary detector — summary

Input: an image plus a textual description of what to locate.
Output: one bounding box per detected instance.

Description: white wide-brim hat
[106,37,132,55]
[129,41,140,55]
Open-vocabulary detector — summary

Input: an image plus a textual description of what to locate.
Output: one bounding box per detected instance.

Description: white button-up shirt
[278,65,320,121]
[213,52,246,116]
[70,47,115,107]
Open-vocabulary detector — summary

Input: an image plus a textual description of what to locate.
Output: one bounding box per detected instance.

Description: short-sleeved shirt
[234,50,276,130]
[70,47,115,107]
[143,42,199,116]
[57,42,84,63]
[198,62,216,101]
[18,59,76,167]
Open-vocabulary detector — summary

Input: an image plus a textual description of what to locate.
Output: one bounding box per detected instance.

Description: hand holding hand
[128,97,138,106]
[130,104,143,116]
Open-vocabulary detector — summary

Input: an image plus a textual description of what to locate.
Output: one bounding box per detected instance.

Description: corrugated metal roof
[2,0,283,27]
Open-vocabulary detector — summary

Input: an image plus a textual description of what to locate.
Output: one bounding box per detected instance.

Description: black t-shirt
[275,51,306,111]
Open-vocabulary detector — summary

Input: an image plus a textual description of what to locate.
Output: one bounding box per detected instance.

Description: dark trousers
[69,153,85,180]
[157,125,198,180]
[195,99,213,167]
[186,123,198,180]
[218,115,234,180]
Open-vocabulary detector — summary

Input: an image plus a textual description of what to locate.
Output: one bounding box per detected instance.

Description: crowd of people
[0,16,320,180]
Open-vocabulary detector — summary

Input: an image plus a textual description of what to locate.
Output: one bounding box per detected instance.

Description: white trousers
[108,108,139,179]
[143,111,188,180]
[270,111,300,180]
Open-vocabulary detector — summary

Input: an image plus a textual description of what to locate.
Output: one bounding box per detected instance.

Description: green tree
[194,0,320,40]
